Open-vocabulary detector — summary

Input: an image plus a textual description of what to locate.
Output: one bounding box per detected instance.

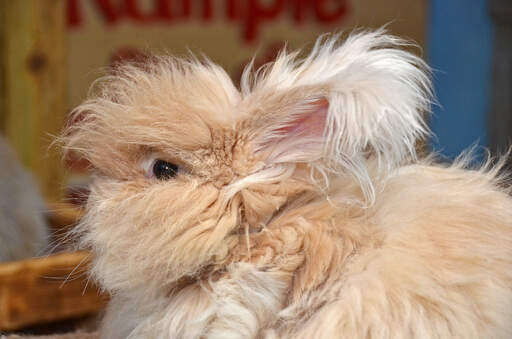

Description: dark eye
[152,159,178,180]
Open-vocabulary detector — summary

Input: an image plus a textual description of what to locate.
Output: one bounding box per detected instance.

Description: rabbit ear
[255,97,329,164]
[244,30,433,202]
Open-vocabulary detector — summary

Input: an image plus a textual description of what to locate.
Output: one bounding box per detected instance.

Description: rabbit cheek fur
[64,31,512,339]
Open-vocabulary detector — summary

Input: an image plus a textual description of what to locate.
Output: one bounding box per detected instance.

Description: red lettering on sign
[154,0,174,20]
[68,0,119,27]
[227,0,241,21]
[67,0,81,26]
[67,0,350,43]
[92,0,119,24]
[246,0,286,42]
[291,0,310,25]
[202,0,213,20]
[180,0,191,17]
[125,0,153,22]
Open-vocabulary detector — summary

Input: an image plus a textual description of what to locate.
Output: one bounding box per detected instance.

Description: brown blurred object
[0,0,67,203]
[0,251,107,332]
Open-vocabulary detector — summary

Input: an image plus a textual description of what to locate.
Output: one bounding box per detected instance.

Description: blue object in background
[428,0,493,159]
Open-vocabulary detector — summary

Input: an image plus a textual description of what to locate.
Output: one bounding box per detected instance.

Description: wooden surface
[0,252,107,332]
[0,0,67,202]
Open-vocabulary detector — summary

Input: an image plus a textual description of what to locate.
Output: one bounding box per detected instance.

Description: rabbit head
[62,30,431,296]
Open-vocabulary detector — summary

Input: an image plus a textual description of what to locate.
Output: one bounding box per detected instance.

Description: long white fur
[101,263,289,339]
[242,30,432,203]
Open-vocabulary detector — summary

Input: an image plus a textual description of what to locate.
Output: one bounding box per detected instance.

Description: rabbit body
[64,31,512,338]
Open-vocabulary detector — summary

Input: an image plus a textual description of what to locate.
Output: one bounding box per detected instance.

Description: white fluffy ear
[245,30,432,202]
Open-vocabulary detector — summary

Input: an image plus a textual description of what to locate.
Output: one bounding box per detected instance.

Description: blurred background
[0,0,510,335]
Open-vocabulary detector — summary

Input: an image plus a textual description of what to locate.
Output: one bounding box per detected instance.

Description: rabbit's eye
[152,159,178,180]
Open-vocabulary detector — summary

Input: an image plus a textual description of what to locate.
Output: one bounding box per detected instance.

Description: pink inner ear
[257,98,329,163]
[275,98,329,140]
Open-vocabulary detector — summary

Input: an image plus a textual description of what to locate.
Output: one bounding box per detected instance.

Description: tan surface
[0,252,106,331]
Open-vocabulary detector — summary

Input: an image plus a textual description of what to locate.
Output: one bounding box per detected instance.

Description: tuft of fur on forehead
[64,56,241,178]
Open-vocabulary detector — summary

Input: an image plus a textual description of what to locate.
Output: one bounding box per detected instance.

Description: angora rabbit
[0,136,48,262]
[62,31,512,338]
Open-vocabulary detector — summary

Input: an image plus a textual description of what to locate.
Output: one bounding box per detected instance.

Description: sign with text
[67,0,426,107]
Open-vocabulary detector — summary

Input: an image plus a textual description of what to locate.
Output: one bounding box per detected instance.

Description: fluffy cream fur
[62,30,512,338]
